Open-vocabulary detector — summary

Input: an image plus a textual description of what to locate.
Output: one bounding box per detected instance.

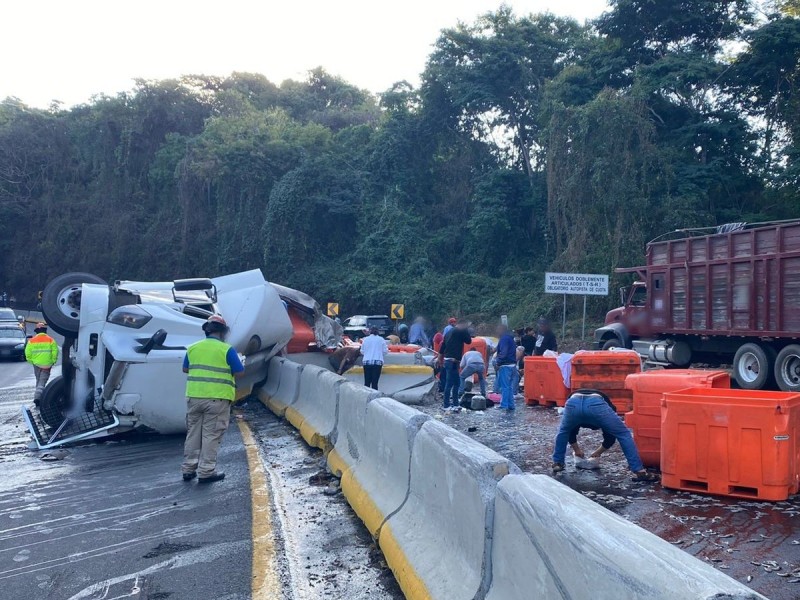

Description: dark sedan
[0,327,26,361]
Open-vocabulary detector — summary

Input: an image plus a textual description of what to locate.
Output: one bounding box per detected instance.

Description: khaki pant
[181,397,231,478]
[33,366,51,402]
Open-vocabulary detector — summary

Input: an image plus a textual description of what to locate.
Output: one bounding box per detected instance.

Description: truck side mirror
[137,329,168,354]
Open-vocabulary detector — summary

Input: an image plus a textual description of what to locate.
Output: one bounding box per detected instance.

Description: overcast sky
[1,0,609,108]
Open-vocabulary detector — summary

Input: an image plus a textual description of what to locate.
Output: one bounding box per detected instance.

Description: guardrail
[258,359,765,600]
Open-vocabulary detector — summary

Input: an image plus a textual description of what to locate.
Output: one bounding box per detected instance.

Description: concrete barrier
[379,420,517,600]
[260,359,764,600]
[285,364,344,452]
[260,359,303,417]
[486,474,766,600]
[260,356,283,400]
[334,397,430,537]
[326,382,381,478]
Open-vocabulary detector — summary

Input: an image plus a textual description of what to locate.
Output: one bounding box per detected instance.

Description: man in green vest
[25,322,58,404]
[181,315,244,484]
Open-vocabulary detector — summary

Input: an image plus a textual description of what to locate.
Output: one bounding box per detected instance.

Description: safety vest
[25,333,58,367]
[185,337,236,401]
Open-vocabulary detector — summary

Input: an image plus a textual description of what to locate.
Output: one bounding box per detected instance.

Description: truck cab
[595,281,648,349]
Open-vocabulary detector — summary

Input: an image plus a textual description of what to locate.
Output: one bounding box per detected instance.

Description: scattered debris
[39,450,68,461]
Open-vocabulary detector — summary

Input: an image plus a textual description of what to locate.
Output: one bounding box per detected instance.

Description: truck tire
[41,272,106,337]
[602,338,622,351]
[775,345,800,392]
[733,343,775,390]
[38,376,71,428]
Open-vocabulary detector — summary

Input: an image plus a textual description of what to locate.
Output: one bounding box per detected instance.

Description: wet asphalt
[0,383,254,600]
[0,361,402,600]
[419,388,800,600]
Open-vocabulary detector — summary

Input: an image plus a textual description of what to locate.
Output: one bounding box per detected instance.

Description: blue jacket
[409,323,429,346]
[495,333,517,365]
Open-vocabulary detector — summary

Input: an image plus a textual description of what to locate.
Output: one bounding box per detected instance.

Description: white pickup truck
[23,269,293,448]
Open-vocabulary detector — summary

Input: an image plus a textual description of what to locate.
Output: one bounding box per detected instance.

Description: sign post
[391,304,404,320]
[327,303,339,319]
[391,304,405,333]
[545,273,609,341]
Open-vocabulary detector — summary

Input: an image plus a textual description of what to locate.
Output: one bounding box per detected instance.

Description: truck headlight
[108,305,152,329]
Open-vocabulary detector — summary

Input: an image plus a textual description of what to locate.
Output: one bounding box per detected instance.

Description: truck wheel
[38,376,71,428]
[775,345,800,392]
[602,338,622,350]
[41,272,106,337]
[733,343,775,390]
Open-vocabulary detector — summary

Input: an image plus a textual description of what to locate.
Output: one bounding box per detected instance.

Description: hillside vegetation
[1,0,799,324]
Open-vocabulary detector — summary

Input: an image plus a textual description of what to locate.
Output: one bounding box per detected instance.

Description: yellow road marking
[236,418,280,599]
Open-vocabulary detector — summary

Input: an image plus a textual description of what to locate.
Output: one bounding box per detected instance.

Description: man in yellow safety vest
[181,315,244,484]
[25,323,58,404]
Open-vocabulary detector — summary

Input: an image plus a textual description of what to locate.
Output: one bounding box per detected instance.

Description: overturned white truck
[23,269,434,449]
[23,270,295,448]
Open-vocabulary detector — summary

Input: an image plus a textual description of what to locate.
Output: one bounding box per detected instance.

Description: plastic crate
[661,388,800,501]
[523,356,568,407]
[570,351,641,415]
[625,370,730,468]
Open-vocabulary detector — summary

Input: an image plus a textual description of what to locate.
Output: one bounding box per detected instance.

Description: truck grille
[22,405,119,449]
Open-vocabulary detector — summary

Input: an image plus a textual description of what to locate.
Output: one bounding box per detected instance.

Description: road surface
[0,360,402,599]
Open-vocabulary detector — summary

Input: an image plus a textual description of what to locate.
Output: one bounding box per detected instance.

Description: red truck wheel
[775,345,800,392]
[733,343,775,390]
[602,338,622,350]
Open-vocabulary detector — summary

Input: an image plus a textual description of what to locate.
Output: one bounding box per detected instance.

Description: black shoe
[182,472,197,481]
[198,472,225,484]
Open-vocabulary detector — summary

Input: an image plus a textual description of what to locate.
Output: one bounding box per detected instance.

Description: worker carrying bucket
[551,389,659,483]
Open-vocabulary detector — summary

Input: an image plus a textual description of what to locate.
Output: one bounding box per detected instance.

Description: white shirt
[360,335,388,364]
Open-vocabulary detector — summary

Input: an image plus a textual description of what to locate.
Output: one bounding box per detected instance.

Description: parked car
[0,327,26,361]
[0,307,23,330]
[342,315,394,339]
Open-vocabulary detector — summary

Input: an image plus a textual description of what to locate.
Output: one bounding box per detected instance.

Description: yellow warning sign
[391,304,405,320]
[327,303,339,318]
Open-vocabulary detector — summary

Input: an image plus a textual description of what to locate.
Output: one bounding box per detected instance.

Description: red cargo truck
[594,221,800,391]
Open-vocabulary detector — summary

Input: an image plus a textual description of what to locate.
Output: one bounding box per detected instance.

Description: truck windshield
[630,286,647,307]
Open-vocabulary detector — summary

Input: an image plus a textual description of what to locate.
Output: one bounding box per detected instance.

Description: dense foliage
[1,1,799,325]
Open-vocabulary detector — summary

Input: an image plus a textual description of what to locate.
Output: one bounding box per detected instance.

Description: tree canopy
[1,1,798,324]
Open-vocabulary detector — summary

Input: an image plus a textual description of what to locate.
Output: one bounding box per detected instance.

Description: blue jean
[458,364,487,397]
[442,360,460,408]
[552,393,643,472]
[496,364,519,409]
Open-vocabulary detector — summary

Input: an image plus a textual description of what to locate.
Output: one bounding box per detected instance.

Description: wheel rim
[56,285,83,320]
[780,352,800,388]
[737,351,761,384]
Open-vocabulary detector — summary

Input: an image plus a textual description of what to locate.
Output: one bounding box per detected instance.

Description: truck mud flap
[22,405,119,450]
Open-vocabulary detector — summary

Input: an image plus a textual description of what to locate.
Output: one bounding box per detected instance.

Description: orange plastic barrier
[463,337,489,376]
[570,351,641,415]
[523,357,568,407]
[625,370,730,468]
[661,388,800,501]
[387,344,422,353]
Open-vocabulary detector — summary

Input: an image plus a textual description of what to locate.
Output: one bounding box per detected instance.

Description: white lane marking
[64,540,248,600]
[0,513,239,579]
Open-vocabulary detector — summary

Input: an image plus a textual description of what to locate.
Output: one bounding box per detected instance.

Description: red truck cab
[597,281,648,348]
